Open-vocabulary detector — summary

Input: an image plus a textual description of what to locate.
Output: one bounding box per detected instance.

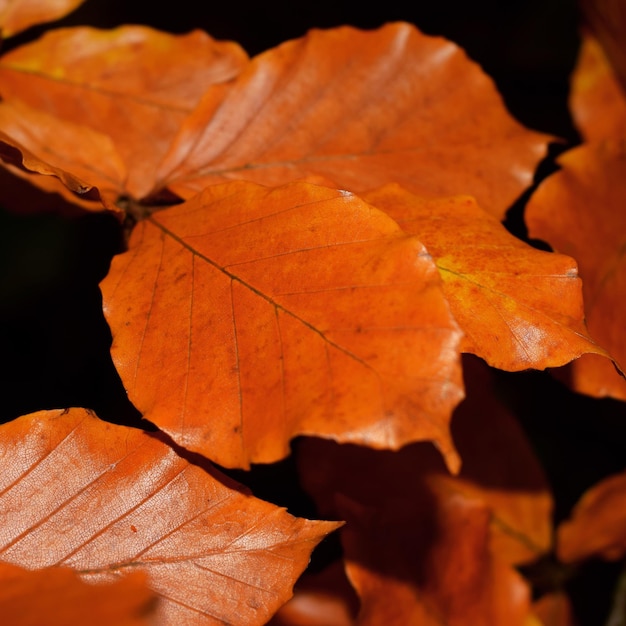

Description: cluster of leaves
[0,0,625,624]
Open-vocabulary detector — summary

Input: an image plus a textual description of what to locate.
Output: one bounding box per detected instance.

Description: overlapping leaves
[0,4,621,625]
[0,409,339,625]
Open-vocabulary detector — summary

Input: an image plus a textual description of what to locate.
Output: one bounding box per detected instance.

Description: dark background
[2,1,625,624]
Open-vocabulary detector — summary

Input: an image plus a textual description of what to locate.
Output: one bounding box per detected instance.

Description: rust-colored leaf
[532,592,578,626]
[0,101,124,211]
[0,25,248,204]
[296,357,551,625]
[0,408,340,626]
[298,356,553,568]
[557,470,626,563]
[569,33,626,141]
[526,140,626,399]
[268,561,358,626]
[363,185,605,371]
[0,562,156,626]
[0,0,84,38]
[155,22,550,219]
[340,494,532,626]
[100,180,464,470]
[580,0,626,93]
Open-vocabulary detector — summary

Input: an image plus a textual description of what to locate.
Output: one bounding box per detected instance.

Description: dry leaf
[0,562,156,626]
[0,408,340,625]
[0,0,84,38]
[0,25,248,204]
[364,185,606,371]
[526,140,626,399]
[155,22,550,219]
[100,180,464,470]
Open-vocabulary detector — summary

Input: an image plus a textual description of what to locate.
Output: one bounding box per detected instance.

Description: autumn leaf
[569,32,626,141]
[0,562,156,626]
[362,185,606,371]
[269,561,358,626]
[155,22,550,219]
[340,494,532,626]
[298,355,553,567]
[296,356,552,624]
[579,0,626,92]
[557,470,626,563]
[525,140,626,399]
[532,592,577,626]
[0,0,84,38]
[0,128,101,201]
[0,408,340,626]
[0,25,248,206]
[100,180,464,471]
[0,101,124,211]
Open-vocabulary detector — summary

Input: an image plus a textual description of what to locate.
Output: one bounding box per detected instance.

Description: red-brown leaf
[557,471,626,563]
[0,0,85,38]
[298,356,553,569]
[100,180,464,471]
[525,140,626,399]
[155,22,550,219]
[363,185,606,371]
[340,495,532,626]
[0,408,340,625]
[0,562,156,626]
[569,33,626,142]
[0,25,248,203]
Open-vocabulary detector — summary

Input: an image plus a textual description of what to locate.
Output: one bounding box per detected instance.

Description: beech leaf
[557,470,626,563]
[0,0,85,38]
[0,408,340,626]
[363,185,606,371]
[155,22,551,219]
[100,180,464,471]
[340,495,532,626]
[569,32,626,141]
[298,356,553,570]
[0,25,248,203]
[526,140,626,399]
[0,562,156,626]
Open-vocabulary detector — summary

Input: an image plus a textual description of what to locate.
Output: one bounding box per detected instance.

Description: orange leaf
[0,408,340,626]
[0,25,248,203]
[363,185,605,371]
[0,0,84,38]
[557,470,626,563]
[340,494,531,626]
[155,22,550,219]
[298,356,553,569]
[532,592,578,626]
[526,140,626,399]
[269,562,358,626]
[100,180,464,470]
[0,100,125,211]
[569,33,626,141]
[579,0,626,93]
[0,562,156,626]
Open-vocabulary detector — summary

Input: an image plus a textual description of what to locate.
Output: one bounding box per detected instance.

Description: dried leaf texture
[0,408,340,626]
[364,185,605,371]
[0,25,248,204]
[100,180,464,470]
[557,471,626,563]
[526,140,626,399]
[569,33,626,141]
[0,0,84,38]
[156,22,550,219]
[0,562,156,626]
